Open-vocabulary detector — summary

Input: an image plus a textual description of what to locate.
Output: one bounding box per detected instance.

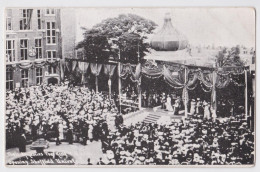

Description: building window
[35,39,42,59]
[46,22,56,44]
[46,9,55,15]
[48,66,57,74]
[37,10,42,30]
[20,39,28,60]
[6,17,12,31]
[36,68,43,85]
[19,9,33,30]
[21,69,29,87]
[6,40,15,62]
[6,70,14,90]
[47,51,56,61]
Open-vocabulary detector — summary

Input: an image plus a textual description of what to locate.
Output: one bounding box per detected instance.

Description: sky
[75,8,255,48]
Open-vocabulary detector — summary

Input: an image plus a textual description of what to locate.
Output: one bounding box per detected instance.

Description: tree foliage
[76,14,157,64]
[216,45,245,67]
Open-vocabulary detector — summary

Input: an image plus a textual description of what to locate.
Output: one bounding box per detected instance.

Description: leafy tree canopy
[216,45,245,67]
[76,14,157,64]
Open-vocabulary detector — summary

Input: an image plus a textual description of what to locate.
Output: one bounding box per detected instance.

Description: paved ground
[6,141,107,165]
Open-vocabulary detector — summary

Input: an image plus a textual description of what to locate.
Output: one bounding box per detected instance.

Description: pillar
[138,77,142,110]
[95,75,98,93]
[184,67,188,118]
[245,69,248,119]
[118,52,122,114]
[212,70,217,120]
[108,78,112,100]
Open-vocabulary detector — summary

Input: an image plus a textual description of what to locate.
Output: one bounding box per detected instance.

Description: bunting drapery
[163,65,185,89]
[60,59,65,81]
[216,74,231,89]
[131,63,142,83]
[120,63,133,80]
[78,62,89,83]
[72,61,78,71]
[104,64,116,79]
[141,65,163,79]
[90,63,102,76]
[18,62,33,69]
[66,61,72,72]
[34,60,46,68]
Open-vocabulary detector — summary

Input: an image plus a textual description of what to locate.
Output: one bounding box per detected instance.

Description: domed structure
[151,13,188,51]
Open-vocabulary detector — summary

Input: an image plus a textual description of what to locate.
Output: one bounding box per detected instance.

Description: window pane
[47,22,50,29]
[53,51,56,58]
[52,22,55,29]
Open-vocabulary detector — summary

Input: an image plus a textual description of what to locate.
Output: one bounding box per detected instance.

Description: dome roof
[151,13,188,51]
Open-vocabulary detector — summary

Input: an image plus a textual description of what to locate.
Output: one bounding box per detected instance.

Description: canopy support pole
[245,69,248,119]
[95,75,98,92]
[138,77,142,110]
[108,78,112,100]
[118,51,122,114]
[212,70,217,120]
[184,67,188,118]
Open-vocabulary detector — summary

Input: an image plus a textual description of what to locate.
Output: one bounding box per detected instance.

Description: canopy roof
[150,13,188,51]
[144,49,218,67]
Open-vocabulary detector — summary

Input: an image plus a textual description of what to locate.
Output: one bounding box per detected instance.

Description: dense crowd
[6,83,122,151]
[97,114,254,165]
[6,84,254,165]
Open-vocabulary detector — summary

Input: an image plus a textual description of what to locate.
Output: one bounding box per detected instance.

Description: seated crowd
[6,84,254,165]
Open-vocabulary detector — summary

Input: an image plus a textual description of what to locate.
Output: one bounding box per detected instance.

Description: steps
[143,113,161,123]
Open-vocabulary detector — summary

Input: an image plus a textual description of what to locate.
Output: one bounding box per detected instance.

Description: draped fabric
[90,63,102,76]
[78,62,89,73]
[60,59,65,81]
[66,61,72,72]
[186,71,199,90]
[141,65,163,79]
[198,71,213,88]
[216,74,231,89]
[104,64,116,79]
[18,62,33,69]
[34,60,46,68]
[131,63,142,83]
[120,63,133,79]
[163,65,185,89]
[72,61,78,71]
[78,62,89,84]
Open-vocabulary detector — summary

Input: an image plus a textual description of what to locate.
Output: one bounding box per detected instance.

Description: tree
[76,14,157,64]
[216,45,245,67]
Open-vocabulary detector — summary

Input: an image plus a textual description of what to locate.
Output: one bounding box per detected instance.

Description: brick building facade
[5,8,64,90]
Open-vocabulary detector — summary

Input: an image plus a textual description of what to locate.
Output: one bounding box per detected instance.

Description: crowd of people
[96,114,254,165]
[6,83,122,151]
[6,84,254,165]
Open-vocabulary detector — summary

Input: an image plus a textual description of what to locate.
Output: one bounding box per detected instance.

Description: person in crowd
[6,83,254,165]
[190,99,196,116]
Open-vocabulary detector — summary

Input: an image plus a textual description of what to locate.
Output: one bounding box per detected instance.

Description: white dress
[190,101,196,115]
[58,123,64,140]
[204,105,211,119]
[166,97,173,111]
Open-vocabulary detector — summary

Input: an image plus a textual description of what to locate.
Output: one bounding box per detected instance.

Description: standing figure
[166,95,173,112]
[19,133,27,153]
[190,99,196,116]
[204,102,211,120]
[173,99,180,115]
[67,123,73,144]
